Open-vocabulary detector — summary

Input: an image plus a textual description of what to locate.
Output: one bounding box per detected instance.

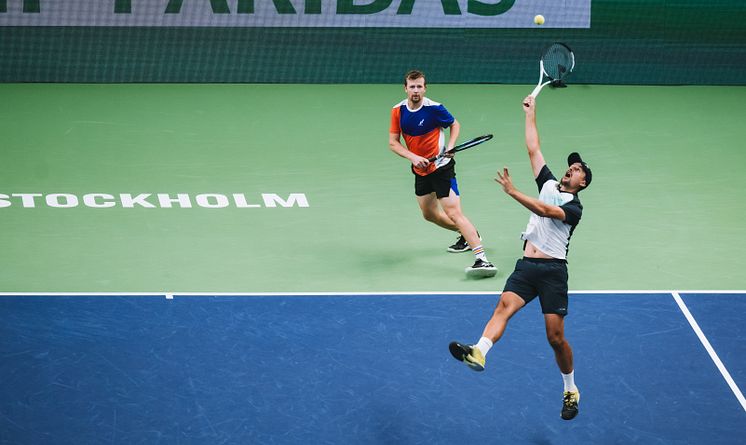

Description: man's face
[561,163,587,191]
[405,77,426,105]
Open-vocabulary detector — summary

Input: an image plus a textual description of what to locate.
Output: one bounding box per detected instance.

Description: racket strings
[541,44,574,80]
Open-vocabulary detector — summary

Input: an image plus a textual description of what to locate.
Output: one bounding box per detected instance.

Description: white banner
[0,0,591,28]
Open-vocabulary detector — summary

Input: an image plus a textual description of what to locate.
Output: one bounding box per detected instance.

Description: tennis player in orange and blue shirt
[388,70,496,278]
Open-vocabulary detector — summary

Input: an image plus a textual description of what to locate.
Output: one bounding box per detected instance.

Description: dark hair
[404,70,426,86]
[567,152,592,191]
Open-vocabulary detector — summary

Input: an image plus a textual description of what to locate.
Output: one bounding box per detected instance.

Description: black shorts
[503,257,569,315]
[414,160,459,198]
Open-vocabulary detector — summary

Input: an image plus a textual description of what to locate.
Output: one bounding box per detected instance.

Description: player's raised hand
[522,95,536,112]
[494,167,515,194]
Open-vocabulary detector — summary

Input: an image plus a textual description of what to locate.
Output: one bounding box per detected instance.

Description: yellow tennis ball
[534,14,545,25]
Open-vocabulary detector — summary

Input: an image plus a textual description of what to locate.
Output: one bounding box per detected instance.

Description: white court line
[0,289,746,300]
[1,290,746,297]
[1,290,746,296]
[672,292,746,412]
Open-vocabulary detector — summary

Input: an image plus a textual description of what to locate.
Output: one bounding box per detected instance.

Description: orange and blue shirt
[390,97,455,176]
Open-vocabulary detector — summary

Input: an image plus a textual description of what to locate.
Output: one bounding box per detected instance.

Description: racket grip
[529,83,544,98]
[428,147,451,162]
[427,153,448,162]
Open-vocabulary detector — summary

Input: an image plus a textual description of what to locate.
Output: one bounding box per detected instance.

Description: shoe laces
[563,391,578,405]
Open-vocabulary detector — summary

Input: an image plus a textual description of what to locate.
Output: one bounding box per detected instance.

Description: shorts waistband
[522,256,567,264]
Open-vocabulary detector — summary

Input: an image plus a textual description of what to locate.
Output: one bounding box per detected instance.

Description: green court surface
[1,83,745,293]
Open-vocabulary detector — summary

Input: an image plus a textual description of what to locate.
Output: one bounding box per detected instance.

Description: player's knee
[494,298,517,316]
[495,293,524,315]
[445,211,463,224]
[421,210,438,222]
[546,332,566,349]
[440,203,461,220]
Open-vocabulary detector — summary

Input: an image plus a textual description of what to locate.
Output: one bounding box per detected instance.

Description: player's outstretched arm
[495,167,566,220]
[523,96,546,178]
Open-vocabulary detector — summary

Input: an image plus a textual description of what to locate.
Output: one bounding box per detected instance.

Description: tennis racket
[528,42,575,99]
[427,134,493,162]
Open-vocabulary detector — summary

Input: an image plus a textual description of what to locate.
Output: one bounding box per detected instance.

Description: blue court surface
[1,292,744,444]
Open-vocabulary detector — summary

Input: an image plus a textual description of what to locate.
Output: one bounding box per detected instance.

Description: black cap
[567,152,592,188]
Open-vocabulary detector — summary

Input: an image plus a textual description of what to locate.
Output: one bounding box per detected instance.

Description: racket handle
[530,83,545,98]
[427,152,449,162]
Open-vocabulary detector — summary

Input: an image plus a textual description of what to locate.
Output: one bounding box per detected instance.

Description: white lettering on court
[0,192,309,209]
[157,193,192,208]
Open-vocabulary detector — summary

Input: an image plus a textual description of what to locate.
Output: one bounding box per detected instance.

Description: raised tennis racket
[528,42,575,99]
[428,134,493,162]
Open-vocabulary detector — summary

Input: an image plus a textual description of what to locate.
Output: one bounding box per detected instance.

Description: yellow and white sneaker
[561,389,580,420]
[448,341,485,372]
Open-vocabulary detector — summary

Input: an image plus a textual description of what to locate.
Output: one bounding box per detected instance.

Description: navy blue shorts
[503,257,569,315]
[414,160,459,198]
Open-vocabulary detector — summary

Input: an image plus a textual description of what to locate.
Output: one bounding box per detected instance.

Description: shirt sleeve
[390,106,401,134]
[535,164,556,192]
[433,104,455,128]
[560,198,583,226]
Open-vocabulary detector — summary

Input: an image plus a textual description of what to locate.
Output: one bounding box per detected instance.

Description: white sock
[475,337,493,356]
[562,370,578,392]
[472,245,487,261]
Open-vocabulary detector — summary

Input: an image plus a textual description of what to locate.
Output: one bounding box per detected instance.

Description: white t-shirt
[521,165,583,260]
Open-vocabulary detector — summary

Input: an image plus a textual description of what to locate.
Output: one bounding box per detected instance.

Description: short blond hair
[404,70,426,86]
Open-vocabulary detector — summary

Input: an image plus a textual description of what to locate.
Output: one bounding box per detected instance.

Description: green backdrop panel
[2,1,746,83]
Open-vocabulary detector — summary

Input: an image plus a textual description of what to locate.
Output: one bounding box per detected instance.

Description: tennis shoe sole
[449,342,485,372]
[465,266,497,278]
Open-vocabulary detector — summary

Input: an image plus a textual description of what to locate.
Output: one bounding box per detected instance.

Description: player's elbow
[536,208,552,218]
[543,206,566,220]
[533,203,556,219]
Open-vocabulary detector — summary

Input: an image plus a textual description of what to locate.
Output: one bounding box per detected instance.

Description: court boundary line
[1,290,746,297]
[672,291,746,413]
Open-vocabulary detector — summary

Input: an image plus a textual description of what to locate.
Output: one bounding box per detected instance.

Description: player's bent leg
[438,192,479,247]
[482,292,525,342]
[450,292,525,372]
[439,192,496,277]
[438,191,477,253]
[417,194,467,253]
[416,193,458,231]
